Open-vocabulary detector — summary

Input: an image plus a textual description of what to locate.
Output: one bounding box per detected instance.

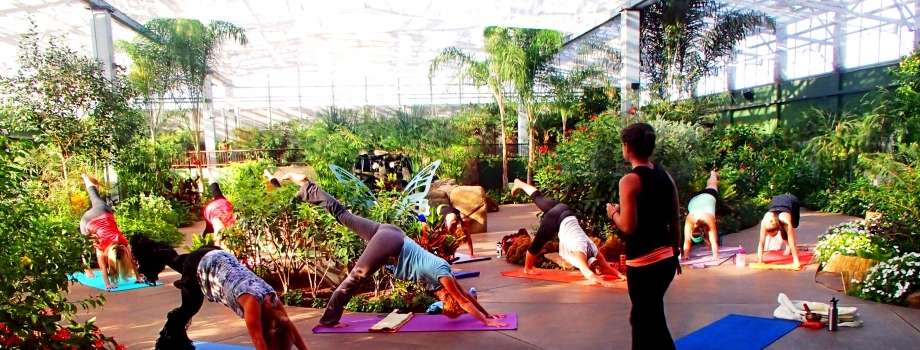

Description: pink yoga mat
[679,246,741,266]
[311,313,518,333]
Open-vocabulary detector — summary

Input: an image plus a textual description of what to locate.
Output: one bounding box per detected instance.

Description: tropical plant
[0,23,144,181]
[141,18,248,183]
[113,194,185,247]
[116,36,184,142]
[853,252,920,304]
[640,0,774,99]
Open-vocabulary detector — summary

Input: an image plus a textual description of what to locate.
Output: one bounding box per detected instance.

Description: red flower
[51,328,70,341]
[565,129,573,135]
[6,335,21,346]
[95,339,105,348]
[0,323,6,332]
[93,329,101,336]
[629,106,637,115]
[539,145,548,154]
[591,115,598,121]
[578,126,587,132]
[116,345,127,350]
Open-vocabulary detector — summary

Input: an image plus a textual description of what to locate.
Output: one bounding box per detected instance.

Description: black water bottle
[828,297,839,331]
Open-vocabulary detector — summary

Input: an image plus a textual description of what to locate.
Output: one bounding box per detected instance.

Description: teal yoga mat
[70,270,163,292]
[675,314,800,350]
[192,342,254,350]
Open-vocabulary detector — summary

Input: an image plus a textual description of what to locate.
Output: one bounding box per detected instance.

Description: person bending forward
[510,179,626,287]
[682,171,721,261]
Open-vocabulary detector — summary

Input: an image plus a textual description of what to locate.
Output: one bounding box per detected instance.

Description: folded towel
[773,293,863,327]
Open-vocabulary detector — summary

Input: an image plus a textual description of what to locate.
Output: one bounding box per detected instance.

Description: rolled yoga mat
[675,314,800,350]
[679,246,741,267]
[192,342,253,350]
[312,313,518,333]
[500,268,627,289]
[70,270,163,292]
[453,271,480,279]
[452,253,491,264]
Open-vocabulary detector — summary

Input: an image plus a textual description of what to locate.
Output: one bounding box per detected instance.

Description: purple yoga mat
[679,246,741,266]
[312,313,518,333]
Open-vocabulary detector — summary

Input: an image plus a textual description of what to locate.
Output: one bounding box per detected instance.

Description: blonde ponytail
[104,243,134,285]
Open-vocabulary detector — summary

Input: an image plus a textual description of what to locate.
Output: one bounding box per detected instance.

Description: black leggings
[527,190,575,255]
[157,245,220,346]
[80,186,112,235]
[203,183,227,235]
[295,182,405,326]
[626,256,677,350]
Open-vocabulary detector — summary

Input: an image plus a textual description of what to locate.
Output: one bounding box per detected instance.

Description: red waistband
[626,246,674,267]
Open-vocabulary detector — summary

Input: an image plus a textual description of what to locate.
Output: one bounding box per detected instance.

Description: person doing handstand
[510,179,626,287]
[279,172,508,328]
[79,173,144,289]
[681,171,721,261]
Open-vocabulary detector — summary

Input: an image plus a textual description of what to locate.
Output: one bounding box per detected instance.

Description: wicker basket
[816,252,879,294]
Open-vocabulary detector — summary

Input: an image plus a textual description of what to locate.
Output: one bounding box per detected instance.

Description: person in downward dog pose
[201,167,235,248]
[78,173,144,289]
[510,179,626,287]
[681,171,721,261]
[279,172,508,328]
[757,193,803,268]
[436,205,475,258]
[131,236,307,350]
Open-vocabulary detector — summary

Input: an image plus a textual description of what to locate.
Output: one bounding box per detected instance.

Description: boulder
[449,186,488,234]
[425,189,451,208]
[432,178,459,197]
[543,252,575,270]
[906,289,920,310]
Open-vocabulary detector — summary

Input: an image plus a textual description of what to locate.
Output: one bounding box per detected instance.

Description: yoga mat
[312,313,518,333]
[500,268,627,289]
[761,250,815,265]
[453,271,480,279]
[192,342,253,350]
[679,246,740,266]
[70,271,163,292]
[675,314,800,350]
[453,253,491,264]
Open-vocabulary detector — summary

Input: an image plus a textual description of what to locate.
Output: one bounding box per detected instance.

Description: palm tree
[489,27,564,183]
[142,19,248,181]
[430,33,525,188]
[641,0,774,100]
[116,37,182,142]
[544,65,611,141]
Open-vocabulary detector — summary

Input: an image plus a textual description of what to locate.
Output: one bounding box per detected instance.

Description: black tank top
[624,165,678,260]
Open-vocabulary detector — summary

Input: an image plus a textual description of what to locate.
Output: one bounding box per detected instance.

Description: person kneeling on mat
[681,171,721,262]
[510,179,626,287]
[79,173,144,289]
[279,172,508,329]
[132,237,306,350]
[757,194,803,268]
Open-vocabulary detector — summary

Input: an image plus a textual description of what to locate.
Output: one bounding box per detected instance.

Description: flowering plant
[815,221,898,267]
[853,253,920,304]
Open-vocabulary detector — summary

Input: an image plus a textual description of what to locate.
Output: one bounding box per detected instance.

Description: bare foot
[263,169,273,179]
[523,267,540,275]
[324,323,348,328]
[510,179,526,196]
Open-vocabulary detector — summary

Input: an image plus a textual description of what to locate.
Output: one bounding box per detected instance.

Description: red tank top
[85,213,128,250]
[204,198,235,227]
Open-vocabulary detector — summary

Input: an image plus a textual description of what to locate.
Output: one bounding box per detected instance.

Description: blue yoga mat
[70,270,163,292]
[192,342,253,350]
[675,314,800,350]
[453,271,480,279]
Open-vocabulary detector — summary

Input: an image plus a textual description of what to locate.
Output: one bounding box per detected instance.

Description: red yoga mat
[500,268,628,289]
[311,313,518,333]
[761,250,815,265]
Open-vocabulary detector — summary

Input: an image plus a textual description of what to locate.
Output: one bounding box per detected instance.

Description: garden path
[69,206,920,349]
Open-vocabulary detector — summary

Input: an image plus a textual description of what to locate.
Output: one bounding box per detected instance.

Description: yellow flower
[20,256,32,267]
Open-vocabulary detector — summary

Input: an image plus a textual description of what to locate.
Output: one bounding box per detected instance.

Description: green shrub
[311,297,328,309]
[345,296,369,312]
[280,289,304,307]
[113,194,185,247]
[853,252,920,305]
[815,221,895,268]
[410,293,437,311]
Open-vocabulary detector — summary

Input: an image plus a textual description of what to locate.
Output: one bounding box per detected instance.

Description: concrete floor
[69,205,920,349]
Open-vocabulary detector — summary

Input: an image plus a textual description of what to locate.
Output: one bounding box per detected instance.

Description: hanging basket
[815,252,879,294]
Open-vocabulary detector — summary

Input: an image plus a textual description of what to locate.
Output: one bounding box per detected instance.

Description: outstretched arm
[439,277,507,327]
[708,217,720,261]
[238,294,269,350]
[595,253,626,280]
[682,219,693,259]
[757,221,767,263]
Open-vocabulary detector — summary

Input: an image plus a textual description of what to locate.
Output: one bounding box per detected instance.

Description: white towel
[773,293,863,327]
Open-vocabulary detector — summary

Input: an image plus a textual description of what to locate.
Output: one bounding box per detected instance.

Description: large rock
[425,189,451,208]
[449,186,488,234]
[432,178,459,197]
[907,289,920,310]
[544,252,575,270]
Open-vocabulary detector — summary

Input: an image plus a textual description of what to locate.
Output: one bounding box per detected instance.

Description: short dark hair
[620,122,657,159]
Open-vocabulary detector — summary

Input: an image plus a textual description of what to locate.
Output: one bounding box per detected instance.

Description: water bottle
[496,242,502,258]
[469,287,477,300]
[828,297,839,331]
[735,246,746,267]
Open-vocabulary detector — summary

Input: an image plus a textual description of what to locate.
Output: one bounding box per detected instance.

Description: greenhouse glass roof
[0,0,918,108]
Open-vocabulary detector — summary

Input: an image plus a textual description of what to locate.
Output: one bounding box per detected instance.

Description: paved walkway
[69,205,920,349]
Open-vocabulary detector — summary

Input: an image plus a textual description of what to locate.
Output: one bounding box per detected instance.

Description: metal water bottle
[469,288,478,300]
[828,297,839,331]
[496,242,502,258]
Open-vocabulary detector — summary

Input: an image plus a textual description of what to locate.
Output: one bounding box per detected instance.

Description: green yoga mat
[70,270,162,292]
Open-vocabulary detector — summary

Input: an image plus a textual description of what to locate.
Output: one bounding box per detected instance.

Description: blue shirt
[393,237,453,290]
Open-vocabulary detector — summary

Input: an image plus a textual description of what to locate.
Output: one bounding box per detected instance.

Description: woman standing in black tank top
[607,122,682,350]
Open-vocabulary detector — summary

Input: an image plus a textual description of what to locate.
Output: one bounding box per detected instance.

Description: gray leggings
[79,186,112,236]
[296,182,405,326]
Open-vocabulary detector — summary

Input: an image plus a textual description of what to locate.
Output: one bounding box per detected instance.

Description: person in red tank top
[79,174,144,289]
[202,168,235,248]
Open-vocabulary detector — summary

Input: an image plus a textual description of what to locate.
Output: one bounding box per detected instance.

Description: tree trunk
[562,111,568,142]
[496,92,509,188]
[527,116,535,183]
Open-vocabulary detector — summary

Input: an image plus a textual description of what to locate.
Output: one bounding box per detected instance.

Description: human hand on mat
[104,282,116,290]
[487,313,507,319]
[485,320,508,328]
